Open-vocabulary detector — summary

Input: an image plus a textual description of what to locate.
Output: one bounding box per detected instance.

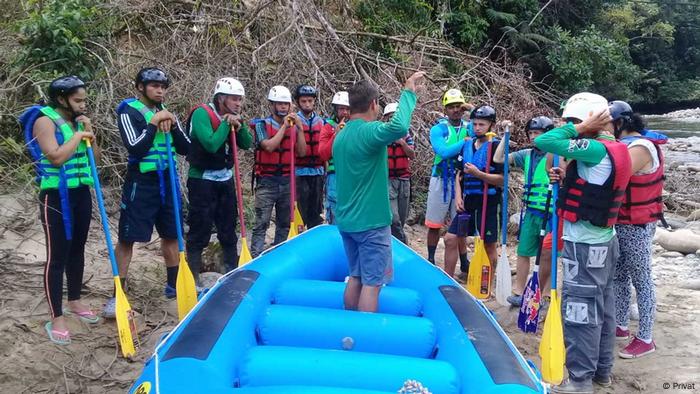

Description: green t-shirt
[533,123,616,244]
[333,89,417,232]
[188,106,253,179]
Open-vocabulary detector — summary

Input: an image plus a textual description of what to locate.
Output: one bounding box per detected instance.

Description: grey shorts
[340,226,393,286]
[425,176,457,228]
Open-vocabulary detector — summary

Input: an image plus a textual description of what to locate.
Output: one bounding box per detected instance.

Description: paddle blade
[294,203,305,233]
[467,238,492,299]
[518,272,541,333]
[495,247,512,306]
[113,277,137,358]
[540,289,565,384]
[287,224,298,240]
[176,252,198,321]
[239,239,253,266]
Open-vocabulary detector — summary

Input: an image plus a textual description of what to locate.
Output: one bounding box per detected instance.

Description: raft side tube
[440,285,539,390]
[162,270,260,361]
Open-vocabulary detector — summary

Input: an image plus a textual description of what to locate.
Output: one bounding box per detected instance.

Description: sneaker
[164,284,177,299]
[616,326,630,341]
[593,374,612,387]
[507,294,523,307]
[619,337,656,359]
[103,298,116,319]
[551,378,594,394]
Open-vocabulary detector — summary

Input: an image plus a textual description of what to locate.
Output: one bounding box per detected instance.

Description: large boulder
[654,228,700,254]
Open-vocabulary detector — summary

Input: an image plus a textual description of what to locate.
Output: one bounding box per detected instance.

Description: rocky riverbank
[646,107,700,120]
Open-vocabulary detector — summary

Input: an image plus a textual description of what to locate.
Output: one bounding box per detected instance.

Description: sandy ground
[0,195,699,393]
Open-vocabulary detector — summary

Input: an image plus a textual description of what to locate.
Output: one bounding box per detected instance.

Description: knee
[444,233,458,248]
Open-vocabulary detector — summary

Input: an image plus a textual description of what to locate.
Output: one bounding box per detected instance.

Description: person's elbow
[45,151,66,167]
[533,134,549,150]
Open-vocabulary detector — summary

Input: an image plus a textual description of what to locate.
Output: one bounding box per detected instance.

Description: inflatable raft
[130,225,545,394]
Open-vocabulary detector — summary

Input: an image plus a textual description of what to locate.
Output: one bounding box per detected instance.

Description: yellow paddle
[288,117,300,240]
[467,132,497,299]
[539,154,565,384]
[294,202,305,234]
[164,133,198,320]
[229,122,252,266]
[85,139,138,358]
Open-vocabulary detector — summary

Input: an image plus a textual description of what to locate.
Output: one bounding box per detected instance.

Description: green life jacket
[523,150,552,213]
[325,118,337,173]
[432,120,469,178]
[37,107,94,190]
[126,100,171,173]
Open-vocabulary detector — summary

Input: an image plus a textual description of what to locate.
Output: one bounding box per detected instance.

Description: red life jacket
[558,138,632,228]
[254,117,293,177]
[388,138,411,179]
[296,112,324,168]
[617,137,665,225]
[186,104,233,171]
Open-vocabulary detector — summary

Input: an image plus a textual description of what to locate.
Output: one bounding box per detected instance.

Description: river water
[645,116,700,164]
[645,116,700,138]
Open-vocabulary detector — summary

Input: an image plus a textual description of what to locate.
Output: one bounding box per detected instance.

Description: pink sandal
[45,322,71,345]
[65,309,101,324]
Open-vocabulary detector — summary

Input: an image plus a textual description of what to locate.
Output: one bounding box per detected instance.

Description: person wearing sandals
[25,76,101,344]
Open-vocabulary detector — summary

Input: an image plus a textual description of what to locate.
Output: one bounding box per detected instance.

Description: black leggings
[39,186,92,318]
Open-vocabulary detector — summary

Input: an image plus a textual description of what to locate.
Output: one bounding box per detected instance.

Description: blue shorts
[118,171,180,243]
[340,226,393,286]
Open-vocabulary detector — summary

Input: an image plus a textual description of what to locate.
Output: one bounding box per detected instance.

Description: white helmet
[214,78,245,96]
[267,85,292,103]
[383,102,399,116]
[562,92,608,122]
[331,91,349,107]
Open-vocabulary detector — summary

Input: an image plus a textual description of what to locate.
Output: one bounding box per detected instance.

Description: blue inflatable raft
[130,225,545,394]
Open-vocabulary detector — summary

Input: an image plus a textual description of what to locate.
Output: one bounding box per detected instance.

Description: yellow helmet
[442,89,466,107]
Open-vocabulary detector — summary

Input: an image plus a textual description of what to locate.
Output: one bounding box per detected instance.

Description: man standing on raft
[334,72,424,312]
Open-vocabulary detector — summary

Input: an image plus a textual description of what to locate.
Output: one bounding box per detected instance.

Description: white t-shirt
[628,138,660,175]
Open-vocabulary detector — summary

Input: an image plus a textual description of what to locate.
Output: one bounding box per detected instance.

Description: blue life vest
[461,138,499,196]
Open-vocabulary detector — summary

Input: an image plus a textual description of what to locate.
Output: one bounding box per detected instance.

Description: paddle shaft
[230,127,247,238]
[84,141,120,277]
[164,133,185,252]
[500,129,510,244]
[532,184,554,272]
[551,155,560,291]
[479,135,495,236]
[288,118,296,224]
[517,159,535,240]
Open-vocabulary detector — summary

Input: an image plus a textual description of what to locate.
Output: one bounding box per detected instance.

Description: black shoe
[593,374,612,387]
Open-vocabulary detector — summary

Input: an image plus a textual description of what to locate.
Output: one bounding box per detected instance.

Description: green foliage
[15,0,104,79]
[443,9,489,50]
[354,0,436,56]
[354,0,434,35]
[657,79,700,104]
[545,26,640,99]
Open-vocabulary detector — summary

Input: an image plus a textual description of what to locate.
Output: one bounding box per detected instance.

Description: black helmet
[293,84,317,100]
[48,75,85,103]
[135,67,170,88]
[526,116,555,132]
[470,105,496,122]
